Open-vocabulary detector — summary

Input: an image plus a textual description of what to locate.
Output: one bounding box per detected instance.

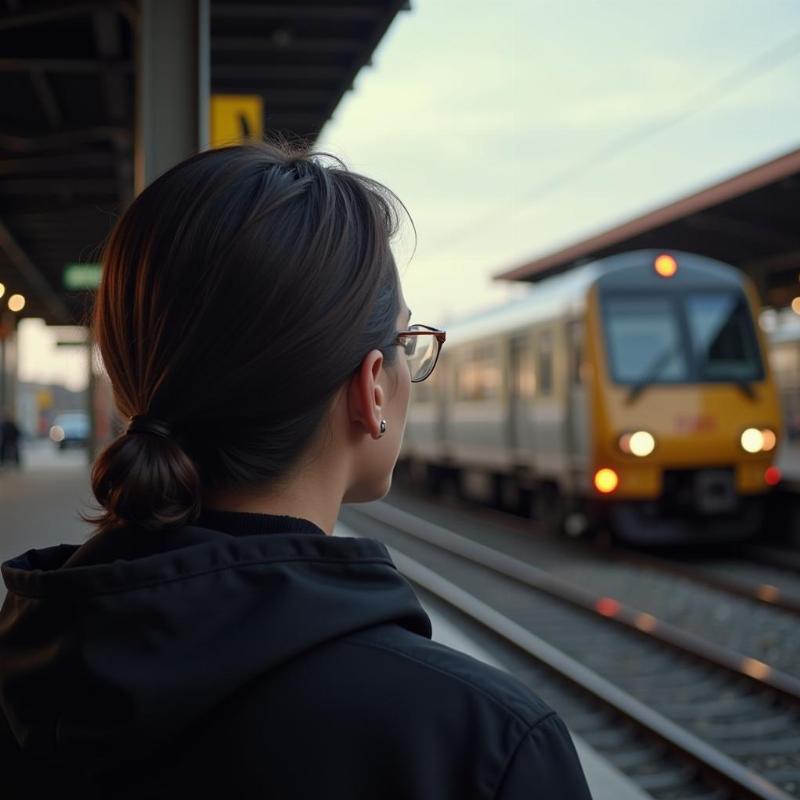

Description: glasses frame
[395,324,447,383]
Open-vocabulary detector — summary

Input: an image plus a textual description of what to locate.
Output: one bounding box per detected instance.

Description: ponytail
[84,426,202,534]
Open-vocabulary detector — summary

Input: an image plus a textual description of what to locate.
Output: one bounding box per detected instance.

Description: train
[401,250,782,544]
[768,320,800,442]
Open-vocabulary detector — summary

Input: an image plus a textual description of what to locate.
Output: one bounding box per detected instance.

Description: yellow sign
[210,95,264,148]
[37,389,54,410]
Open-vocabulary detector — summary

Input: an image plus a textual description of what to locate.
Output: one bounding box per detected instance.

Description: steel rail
[354,501,800,705]
[429,490,800,616]
[609,549,800,616]
[411,491,800,617]
[386,544,794,800]
[745,544,800,574]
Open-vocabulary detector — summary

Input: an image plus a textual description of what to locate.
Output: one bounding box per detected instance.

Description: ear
[348,349,386,440]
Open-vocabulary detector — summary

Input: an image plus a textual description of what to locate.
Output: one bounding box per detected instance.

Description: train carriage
[402,250,781,544]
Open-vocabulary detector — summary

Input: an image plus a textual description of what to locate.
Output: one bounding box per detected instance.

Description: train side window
[412,371,435,403]
[456,343,501,401]
[511,338,536,399]
[537,331,554,396]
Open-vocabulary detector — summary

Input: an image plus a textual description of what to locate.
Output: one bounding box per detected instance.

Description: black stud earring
[379,419,387,437]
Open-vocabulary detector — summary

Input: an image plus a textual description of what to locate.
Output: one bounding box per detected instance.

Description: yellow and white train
[402,250,782,544]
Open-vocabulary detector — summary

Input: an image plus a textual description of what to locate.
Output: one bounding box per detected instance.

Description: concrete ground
[0,438,93,586]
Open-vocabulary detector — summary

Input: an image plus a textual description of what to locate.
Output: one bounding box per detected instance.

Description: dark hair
[84,141,408,535]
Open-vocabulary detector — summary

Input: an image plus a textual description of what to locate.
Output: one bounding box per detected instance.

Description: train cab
[585,251,780,542]
[402,250,782,545]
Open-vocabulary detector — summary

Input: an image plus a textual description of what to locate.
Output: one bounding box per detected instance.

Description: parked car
[49,411,90,450]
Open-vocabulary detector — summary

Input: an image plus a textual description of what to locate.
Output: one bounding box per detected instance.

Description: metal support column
[86,336,98,464]
[0,311,16,417]
[135,0,210,192]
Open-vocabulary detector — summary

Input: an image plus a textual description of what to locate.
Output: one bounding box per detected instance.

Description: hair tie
[126,415,173,440]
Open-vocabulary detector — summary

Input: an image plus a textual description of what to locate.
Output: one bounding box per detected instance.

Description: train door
[565,319,589,486]
[508,334,536,460]
[529,327,560,475]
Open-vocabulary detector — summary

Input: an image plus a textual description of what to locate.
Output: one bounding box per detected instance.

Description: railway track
[340,500,800,800]
[452,491,800,620]
[388,487,800,679]
[591,525,800,624]
[742,545,800,578]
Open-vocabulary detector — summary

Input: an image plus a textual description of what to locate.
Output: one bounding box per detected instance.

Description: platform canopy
[495,146,800,310]
[0,0,407,324]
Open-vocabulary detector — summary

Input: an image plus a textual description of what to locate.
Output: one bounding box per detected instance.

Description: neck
[202,464,346,537]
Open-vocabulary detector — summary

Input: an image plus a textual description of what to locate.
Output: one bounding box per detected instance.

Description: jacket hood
[0,521,430,772]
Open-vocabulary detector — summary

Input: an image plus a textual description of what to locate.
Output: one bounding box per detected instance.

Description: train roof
[444,249,746,346]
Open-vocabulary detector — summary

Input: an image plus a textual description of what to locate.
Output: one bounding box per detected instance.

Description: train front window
[685,292,763,381]
[602,290,763,385]
[604,297,689,383]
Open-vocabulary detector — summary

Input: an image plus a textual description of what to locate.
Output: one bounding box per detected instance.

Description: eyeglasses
[395,324,447,382]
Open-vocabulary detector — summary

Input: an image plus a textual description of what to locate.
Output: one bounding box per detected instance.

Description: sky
[18,0,800,392]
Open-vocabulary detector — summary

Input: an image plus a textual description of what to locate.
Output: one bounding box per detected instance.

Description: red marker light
[654,254,678,278]
[765,466,782,486]
[595,597,621,617]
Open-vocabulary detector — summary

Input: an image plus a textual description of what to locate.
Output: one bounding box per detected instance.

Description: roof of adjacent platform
[495,146,800,308]
[0,0,407,324]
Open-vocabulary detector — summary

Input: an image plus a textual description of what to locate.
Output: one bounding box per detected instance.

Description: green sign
[64,263,102,290]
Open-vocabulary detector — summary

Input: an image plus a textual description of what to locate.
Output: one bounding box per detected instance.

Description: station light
[793,297,800,315]
[593,467,619,494]
[654,254,678,278]
[619,430,655,457]
[0,282,4,299]
[7,293,25,312]
[740,427,776,454]
[49,425,65,443]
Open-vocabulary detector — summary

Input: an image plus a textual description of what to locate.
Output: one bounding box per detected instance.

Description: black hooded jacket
[0,510,592,799]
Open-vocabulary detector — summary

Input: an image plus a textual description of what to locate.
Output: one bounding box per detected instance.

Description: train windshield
[602,290,764,386]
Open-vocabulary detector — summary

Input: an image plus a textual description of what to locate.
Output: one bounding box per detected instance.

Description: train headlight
[618,430,656,457]
[760,429,777,452]
[739,427,777,453]
[594,468,619,494]
[740,428,763,453]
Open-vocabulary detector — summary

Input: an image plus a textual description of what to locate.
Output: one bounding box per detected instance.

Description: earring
[379,419,387,437]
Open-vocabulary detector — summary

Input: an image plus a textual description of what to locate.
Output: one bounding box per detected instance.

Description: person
[0,412,21,467]
[0,142,591,799]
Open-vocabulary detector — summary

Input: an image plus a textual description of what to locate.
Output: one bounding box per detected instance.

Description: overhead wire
[422,28,800,261]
